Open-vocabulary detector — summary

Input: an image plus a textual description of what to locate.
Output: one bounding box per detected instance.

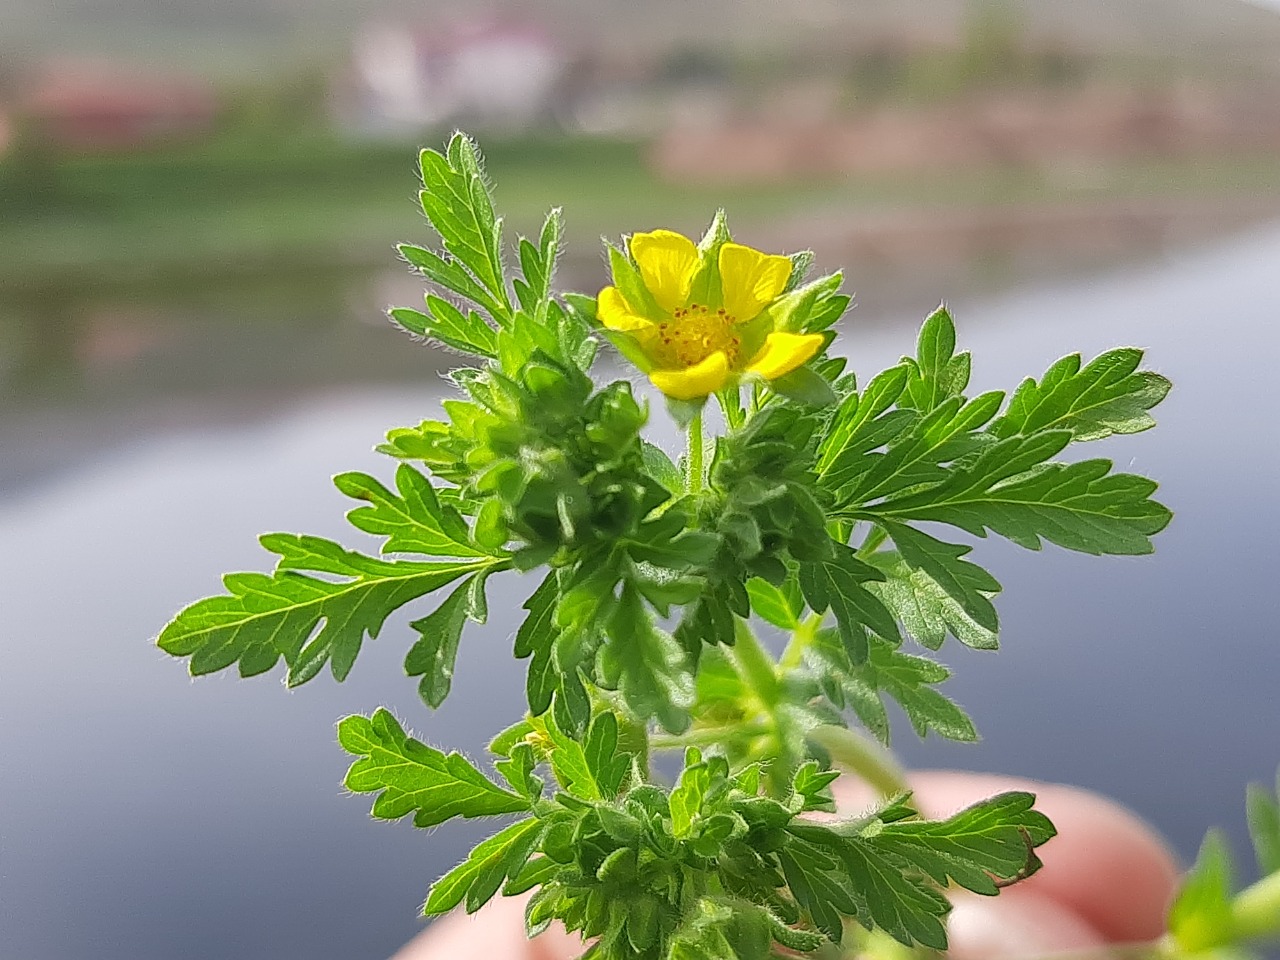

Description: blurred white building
[338,17,567,136]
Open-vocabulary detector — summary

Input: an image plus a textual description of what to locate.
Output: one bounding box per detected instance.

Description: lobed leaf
[339,708,529,828]
[424,817,542,916]
[799,543,899,663]
[336,464,497,559]
[866,431,1171,555]
[157,534,494,685]
[991,348,1170,442]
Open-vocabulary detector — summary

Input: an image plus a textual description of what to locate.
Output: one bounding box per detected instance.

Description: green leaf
[747,577,801,631]
[641,441,683,495]
[1169,829,1237,953]
[404,575,474,708]
[828,390,1004,507]
[494,742,543,800]
[1246,771,1280,876]
[399,242,507,323]
[583,711,633,800]
[867,431,1172,555]
[389,295,498,359]
[338,709,529,828]
[532,710,602,801]
[814,633,976,744]
[791,760,840,813]
[902,305,971,412]
[157,534,493,685]
[424,817,543,915]
[799,543,899,663]
[991,348,1171,442]
[599,584,694,733]
[335,464,496,559]
[870,791,1056,895]
[816,365,913,482]
[670,748,712,838]
[514,571,560,717]
[872,521,1000,649]
[768,365,838,407]
[417,135,511,319]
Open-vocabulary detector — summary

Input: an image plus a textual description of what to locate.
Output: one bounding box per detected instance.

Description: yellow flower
[597,228,825,401]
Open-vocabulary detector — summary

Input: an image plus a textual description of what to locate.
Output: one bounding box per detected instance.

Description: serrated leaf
[532,710,601,801]
[871,521,1000,649]
[399,242,507,322]
[792,760,840,813]
[599,584,694,734]
[404,575,473,708]
[902,305,971,412]
[336,464,494,559]
[746,577,801,630]
[816,365,913,481]
[424,817,542,915]
[870,791,1056,895]
[828,390,1004,507]
[799,543,899,662]
[339,709,529,828]
[991,348,1170,442]
[417,136,511,319]
[868,431,1171,555]
[813,633,976,744]
[157,534,493,685]
[494,742,543,800]
[389,294,498,358]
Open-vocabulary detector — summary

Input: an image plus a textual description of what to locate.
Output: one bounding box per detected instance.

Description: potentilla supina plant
[155,133,1280,960]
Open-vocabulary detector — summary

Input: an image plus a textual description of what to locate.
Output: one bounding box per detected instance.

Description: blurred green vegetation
[4,133,1280,293]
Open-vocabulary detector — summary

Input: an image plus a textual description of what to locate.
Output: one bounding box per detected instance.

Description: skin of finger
[873,771,1181,944]
[945,886,1107,960]
[389,891,579,960]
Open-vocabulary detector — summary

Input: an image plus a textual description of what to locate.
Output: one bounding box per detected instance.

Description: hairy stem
[731,618,781,708]
[651,722,773,751]
[687,408,705,494]
[616,709,651,782]
[779,613,823,671]
[809,725,909,799]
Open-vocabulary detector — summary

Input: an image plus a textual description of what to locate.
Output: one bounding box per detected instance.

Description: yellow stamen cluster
[657,304,741,369]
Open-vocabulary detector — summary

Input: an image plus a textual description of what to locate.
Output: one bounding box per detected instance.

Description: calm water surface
[2,224,1279,959]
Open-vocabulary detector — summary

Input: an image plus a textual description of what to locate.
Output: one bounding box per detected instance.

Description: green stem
[652,722,773,752]
[1233,868,1280,941]
[779,613,823,671]
[687,408,705,494]
[855,523,888,559]
[731,618,781,707]
[808,725,909,799]
[616,710,651,782]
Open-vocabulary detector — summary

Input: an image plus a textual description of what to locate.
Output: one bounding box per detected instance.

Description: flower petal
[650,351,731,400]
[597,286,656,335]
[744,332,824,381]
[719,242,792,323]
[629,230,699,313]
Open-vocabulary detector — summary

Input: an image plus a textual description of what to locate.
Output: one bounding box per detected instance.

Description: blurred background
[2,2,1279,958]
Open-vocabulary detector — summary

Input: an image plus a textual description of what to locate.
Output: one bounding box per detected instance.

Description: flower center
[656,303,740,369]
